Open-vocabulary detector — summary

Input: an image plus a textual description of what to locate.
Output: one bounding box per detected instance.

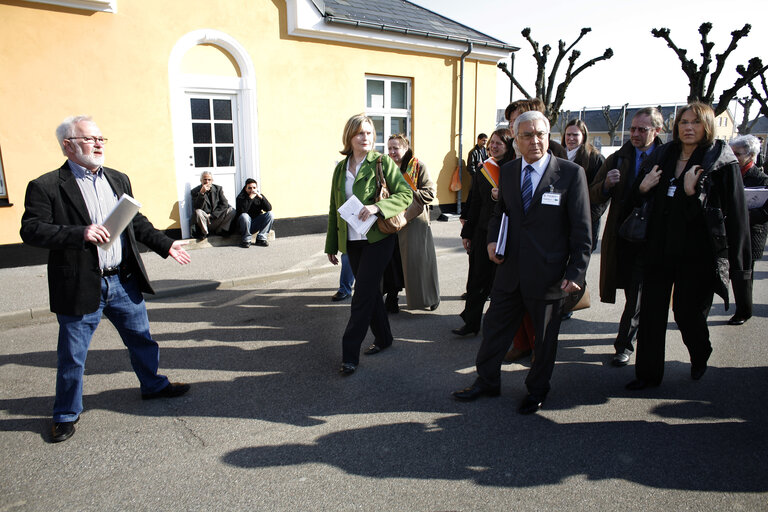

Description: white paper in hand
[338,195,377,235]
[100,194,141,250]
[495,213,508,258]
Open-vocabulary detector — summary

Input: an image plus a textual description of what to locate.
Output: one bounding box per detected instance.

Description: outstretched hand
[169,240,191,265]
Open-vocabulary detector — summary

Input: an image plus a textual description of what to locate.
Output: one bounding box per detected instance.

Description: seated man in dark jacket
[190,171,236,239]
[235,178,274,247]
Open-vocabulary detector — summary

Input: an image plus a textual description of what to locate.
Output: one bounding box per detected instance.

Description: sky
[409,0,767,117]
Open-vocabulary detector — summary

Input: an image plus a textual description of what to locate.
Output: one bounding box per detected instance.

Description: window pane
[214,123,233,143]
[371,116,384,145]
[367,80,384,109]
[391,82,407,109]
[194,147,213,167]
[190,98,210,120]
[192,123,212,144]
[216,147,234,167]
[390,117,407,137]
[213,99,232,120]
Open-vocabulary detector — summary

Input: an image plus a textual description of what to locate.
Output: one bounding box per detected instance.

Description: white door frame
[168,29,260,238]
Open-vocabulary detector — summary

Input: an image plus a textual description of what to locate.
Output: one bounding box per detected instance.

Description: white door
[186,93,241,212]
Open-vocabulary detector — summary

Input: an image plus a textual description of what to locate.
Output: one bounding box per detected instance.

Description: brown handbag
[374,156,407,234]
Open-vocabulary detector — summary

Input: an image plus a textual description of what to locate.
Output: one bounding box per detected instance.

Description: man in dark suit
[589,107,663,366]
[20,115,192,443]
[190,171,235,239]
[452,110,592,414]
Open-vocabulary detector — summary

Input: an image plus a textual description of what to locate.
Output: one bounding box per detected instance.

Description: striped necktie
[522,164,534,213]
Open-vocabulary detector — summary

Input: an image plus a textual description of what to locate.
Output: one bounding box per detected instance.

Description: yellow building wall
[0,0,498,245]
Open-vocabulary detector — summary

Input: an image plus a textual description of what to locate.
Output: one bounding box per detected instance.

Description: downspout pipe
[457,42,473,215]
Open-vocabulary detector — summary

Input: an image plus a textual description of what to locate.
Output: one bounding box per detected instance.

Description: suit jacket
[191,183,231,219]
[488,156,592,300]
[20,162,173,315]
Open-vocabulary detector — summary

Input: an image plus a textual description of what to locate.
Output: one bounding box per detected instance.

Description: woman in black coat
[452,128,515,336]
[727,134,768,325]
[626,103,751,390]
[562,119,606,252]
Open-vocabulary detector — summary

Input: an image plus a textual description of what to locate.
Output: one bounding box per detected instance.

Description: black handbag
[618,200,651,243]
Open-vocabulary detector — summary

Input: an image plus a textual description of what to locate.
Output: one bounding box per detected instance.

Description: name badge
[541,192,561,206]
[667,185,677,197]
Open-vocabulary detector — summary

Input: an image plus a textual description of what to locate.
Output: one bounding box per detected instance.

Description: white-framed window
[26,0,116,12]
[365,75,412,153]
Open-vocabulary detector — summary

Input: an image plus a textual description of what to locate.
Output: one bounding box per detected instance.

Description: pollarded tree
[747,69,768,118]
[602,104,628,145]
[498,27,613,126]
[736,96,761,135]
[651,22,767,115]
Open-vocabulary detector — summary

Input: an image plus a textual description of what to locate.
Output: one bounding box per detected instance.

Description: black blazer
[191,183,231,219]
[488,156,592,300]
[20,162,173,315]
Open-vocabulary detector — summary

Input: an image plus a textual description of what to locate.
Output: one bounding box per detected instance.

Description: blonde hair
[340,113,376,156]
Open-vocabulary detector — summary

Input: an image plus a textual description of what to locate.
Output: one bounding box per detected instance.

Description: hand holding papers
[99,194,141,250]
[339,195,377,235]
[495,213,508,259]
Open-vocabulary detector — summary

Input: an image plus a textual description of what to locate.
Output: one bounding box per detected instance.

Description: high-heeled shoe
[451,325,479,336]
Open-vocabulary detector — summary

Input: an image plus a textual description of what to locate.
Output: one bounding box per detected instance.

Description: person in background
[452,128,515,337]
[20,115,192,443]
[190,171,236,240]
[626,103,750,390]
[235,178,273,248]
[325,114,412,375]
[387,134,440,311]
[727,134,768,325]
[589,107,663,366]
[562,118,606,252]
[331,254,354,302]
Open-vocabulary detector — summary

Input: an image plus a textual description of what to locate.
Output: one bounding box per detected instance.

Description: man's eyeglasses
[67,136,108,144]
[518,131,548,142]
[629,126,652,134]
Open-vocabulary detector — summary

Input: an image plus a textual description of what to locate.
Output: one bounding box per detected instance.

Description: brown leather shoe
[503,348,532,364]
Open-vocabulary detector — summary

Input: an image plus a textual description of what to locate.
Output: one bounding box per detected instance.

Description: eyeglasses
[629,126,652,133]
[518,131,548,142]
[67,136,108,144]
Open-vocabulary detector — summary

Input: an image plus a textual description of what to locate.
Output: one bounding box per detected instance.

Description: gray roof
[317,0,516,50]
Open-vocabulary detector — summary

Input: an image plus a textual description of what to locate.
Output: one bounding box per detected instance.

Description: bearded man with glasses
[20,115,193,443]
[588,107,664,367]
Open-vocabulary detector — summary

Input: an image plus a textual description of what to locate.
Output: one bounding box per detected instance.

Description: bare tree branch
[706,24,751,102]
[497,61,532,99]
[714,58,767,115]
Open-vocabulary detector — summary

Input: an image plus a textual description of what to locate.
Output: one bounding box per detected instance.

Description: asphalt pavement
[1,219,767,510]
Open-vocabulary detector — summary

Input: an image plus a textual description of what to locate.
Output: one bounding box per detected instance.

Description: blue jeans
[338,253,354,295]
[238,212,274,243]
[54,275,169,422]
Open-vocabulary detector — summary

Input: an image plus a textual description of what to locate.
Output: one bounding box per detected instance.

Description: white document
[338,195,377,235]
[495,213,508,258]
[99,194,141,250]
[744,187,768,209]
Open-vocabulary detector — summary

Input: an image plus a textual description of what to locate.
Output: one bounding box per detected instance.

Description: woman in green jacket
[325,114,413,375]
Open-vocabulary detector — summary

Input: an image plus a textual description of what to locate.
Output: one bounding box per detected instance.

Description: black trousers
[342,236,396,365]
[459,230,495,331]
[731,259,756,319]
[475,286,563,399]
[635,262,714,385]
[615,262,643,355]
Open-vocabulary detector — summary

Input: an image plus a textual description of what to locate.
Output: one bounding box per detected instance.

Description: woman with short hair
[325,114,413,375]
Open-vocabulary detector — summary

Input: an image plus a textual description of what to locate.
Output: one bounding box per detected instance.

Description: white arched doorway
[168,29,259,238]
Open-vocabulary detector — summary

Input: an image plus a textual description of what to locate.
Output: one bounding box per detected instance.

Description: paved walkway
[0,219,465,327]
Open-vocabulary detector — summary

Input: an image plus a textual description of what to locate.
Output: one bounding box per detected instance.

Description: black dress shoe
[727,315,750,325]
[691,363,707,380]
[451,325,479,337]
[239,241,251,248]
[142,382,191,400]
[364,344,390,355]
[339,363,357,375]
[331,291,351,302]
[452,384,500,401]
[429,303,439,311]
[51,417,79,443]
[518,395,544,415]
[612,352,630,367]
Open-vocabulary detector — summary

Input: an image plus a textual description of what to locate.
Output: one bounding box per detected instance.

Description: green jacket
[325,151,413,254]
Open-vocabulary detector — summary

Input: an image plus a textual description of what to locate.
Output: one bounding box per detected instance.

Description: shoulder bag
[374,156,407,234]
